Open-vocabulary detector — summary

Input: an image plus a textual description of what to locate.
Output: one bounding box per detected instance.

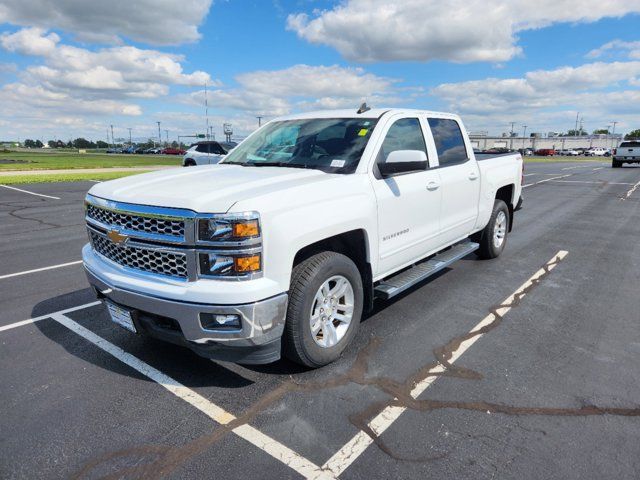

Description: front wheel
[473,199,510,259]
[283,252,363,368]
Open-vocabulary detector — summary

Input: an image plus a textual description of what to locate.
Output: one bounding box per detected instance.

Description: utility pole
[157,121,161,146]
[209,126,215,140]
[165,129,169,144]
[611,121,618,149]
[110,124,114,148]
[256,116,263,127]
[509,121,515,150]
[574,112,579,137]
[127,127,132,145]
[522,125,527,149]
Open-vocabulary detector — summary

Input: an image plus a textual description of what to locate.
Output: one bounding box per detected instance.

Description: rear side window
[428,118,468,166]
[620,141,640,148]
[378,118,427,163]
[195,144,209,153]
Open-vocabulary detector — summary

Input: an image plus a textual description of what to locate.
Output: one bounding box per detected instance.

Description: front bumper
[85,266,287,364]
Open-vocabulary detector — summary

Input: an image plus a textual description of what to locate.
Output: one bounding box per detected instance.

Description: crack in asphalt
[71,253,640,479]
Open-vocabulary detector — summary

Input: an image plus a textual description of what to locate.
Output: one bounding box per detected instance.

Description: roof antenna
[357,102,371,114]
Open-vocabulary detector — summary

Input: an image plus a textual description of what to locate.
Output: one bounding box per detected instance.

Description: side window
[378,118,427,163]
[195,144,209,153]
[211,143,224,154]
[428,118,468,166]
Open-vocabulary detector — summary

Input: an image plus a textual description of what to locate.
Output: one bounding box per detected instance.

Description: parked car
[517,148,534,156]
[612,141,640,167]
[144,148,161,154]
[481,147,513,154]
[182,140,233,166]
[557,149,580,156]
[122,145,137,154]
[134,147,146,154]
[83,107,524,367]
[106,148,123,154]
[585,147,610,157]
[535,149,556,156]
[161,147,187,155]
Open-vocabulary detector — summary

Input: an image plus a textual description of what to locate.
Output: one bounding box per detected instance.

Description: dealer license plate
[105,301,137,333]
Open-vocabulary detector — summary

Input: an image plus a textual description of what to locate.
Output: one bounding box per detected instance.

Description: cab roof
[275,108,460,121]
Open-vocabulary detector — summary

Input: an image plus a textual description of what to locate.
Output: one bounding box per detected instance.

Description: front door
[371,117,443,277]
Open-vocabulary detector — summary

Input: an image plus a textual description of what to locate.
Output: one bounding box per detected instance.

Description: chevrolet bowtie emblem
[107,229,129,245]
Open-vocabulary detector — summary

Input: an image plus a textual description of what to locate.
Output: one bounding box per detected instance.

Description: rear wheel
[473,200,510,260]
[283,252,363,368]
[612,159,622,168]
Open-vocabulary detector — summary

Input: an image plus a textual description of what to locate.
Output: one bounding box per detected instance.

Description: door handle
[426,181,440,191]
[468,172,479,180]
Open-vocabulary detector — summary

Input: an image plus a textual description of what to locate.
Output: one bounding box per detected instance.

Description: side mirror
[379,150,428,177]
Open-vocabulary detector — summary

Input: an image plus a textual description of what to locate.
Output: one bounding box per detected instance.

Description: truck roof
[275,108,461,121]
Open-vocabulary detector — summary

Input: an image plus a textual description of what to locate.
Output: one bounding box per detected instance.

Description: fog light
[200,313,241,331]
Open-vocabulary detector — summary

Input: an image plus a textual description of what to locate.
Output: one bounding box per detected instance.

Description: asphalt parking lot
[1,160,640,479]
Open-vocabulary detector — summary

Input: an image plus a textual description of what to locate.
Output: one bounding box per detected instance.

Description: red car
[161,147,186,155]
[534,148,555,156]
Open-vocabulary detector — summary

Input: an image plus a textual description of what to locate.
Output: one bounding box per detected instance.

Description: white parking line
[0,184,60,200]
[550,180,634,186]
[623,179,640,200]
[0,260,83,280]
[323,250,569,477]
[523,174,571,188]
[0,301,101,333]
[50,312,330,479]
[561,165,595,171]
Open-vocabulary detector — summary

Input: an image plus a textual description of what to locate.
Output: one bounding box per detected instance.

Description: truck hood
[87,164,333,213]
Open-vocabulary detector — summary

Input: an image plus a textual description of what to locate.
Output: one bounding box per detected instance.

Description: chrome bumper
[85,266,287,349]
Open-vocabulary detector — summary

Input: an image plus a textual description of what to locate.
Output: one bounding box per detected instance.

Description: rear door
[371,116,442,276]
[426,117,481,244]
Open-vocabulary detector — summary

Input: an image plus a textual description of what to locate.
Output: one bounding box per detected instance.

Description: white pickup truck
[612,141,640,167]
[83,107,523,367]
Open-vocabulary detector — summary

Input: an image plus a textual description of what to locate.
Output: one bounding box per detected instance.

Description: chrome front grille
[89,230,188,279]
[86,204,185,238]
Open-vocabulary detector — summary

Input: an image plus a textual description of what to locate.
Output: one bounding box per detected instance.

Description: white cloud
[179,64,399,116]
[0,0,212,45]
[287,0,640,63]
[587,39,640,59]
[431,61,640,133]
[0,27,59,55]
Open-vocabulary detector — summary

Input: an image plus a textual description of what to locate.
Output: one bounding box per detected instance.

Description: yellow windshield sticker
[358,128,369,136]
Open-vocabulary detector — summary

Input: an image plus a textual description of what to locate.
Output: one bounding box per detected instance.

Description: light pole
[611,121,618,149]
[522,125,527,150]
[127,127,132,146]
[509,121,515,150]
[165,129,169,145]
[157,121,161,147]
[256,116,263,127]
[110,124,115,149]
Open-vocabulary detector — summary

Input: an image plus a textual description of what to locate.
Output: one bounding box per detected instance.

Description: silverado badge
[107,229,129,245]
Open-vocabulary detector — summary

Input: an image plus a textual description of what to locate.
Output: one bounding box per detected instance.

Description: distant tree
[564,129,588,136]
[72,137,95,149]
[96,140,109,149]
[47,140,57,148]
[23,139,36,148]
[34,139,43,148]
[625,129,640,140]
[593,129,609,135]
[171,140,179,148]
[66,140,73,148]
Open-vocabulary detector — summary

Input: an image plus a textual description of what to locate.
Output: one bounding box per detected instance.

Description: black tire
[473,199,510,260]
[612,160,622,168]
[283,252,363,368]
[184,159,196,167]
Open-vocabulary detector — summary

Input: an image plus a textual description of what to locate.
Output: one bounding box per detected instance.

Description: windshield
[222,118,378,172]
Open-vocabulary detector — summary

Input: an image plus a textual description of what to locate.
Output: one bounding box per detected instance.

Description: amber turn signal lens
[234,254,261,273]
[232,220,259,238]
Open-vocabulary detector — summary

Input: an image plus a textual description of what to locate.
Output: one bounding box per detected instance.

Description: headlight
[199,252,262,278]
[197,213,260,243]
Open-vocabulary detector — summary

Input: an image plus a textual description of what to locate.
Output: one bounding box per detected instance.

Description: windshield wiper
[241,161,319,170]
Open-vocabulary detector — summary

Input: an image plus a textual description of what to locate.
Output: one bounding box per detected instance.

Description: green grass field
[0,151,181,170]
[525,155,608,163]
[0,170,152,184]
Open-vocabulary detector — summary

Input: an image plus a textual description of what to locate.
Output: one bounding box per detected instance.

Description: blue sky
[1,0,639,142]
